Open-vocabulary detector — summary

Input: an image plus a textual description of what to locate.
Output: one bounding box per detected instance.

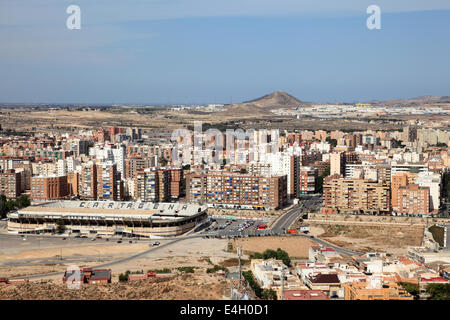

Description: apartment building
[135,169,167,202]
[67,172,79,197]
[79,162,97,200]
[31,175,68,201]
[330,153,345,177]
[186,171,287,210]
[0,169,21,199]
[397,184,430,215]
[124,156,153,179]
[167,168,184,199]
[344,280,413,300]
[265,152,300,199]
[96,162,121,201]
[298,167,318,194]
[391,172,416,210]
[417,171,441,212]
[322,175,390,214]
[134,168,183,202]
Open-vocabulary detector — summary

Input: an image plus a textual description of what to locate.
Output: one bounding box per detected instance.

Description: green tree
[56,219,66,234]
[251,248,291,267]
[399,282,420,300]
[119,271,130,282]
[262,289,278,300]
[275,248,291,267]
[15,195,30,209]
[316,167,331,194]
[239,168,248,174]
[0,195,8,219]
[6,200,16,212]
[242,270,263,298]
[325,137,337,147]
[426,284,450,300]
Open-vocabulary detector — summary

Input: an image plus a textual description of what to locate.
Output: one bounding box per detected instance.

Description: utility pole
[237,246,242,290]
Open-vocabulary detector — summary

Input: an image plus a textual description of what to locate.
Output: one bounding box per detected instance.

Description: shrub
[177,266,196,273]
[147,268,172,274]
[262,289,278,300]
[426,284,450,300]
[118,272,129,282]
[242,270,263,298]
[206,265,227,273]
[249,248,291,267]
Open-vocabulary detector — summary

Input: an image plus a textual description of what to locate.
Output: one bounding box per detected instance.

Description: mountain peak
[242,91,304,108]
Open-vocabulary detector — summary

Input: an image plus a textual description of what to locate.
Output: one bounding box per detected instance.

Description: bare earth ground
[311,224,424,255]
[0,273,229,300]
[0,236,236,300]
[0,237,236,280]
[3,107,448,134]
[231,236,317,259]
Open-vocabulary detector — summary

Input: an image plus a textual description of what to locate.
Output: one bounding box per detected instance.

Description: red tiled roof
[310,273,340,284]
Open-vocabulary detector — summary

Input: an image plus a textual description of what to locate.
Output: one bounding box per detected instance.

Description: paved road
[10,234,203,280]
[271,204,302,233]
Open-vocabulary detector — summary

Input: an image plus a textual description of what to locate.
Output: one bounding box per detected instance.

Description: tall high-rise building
[265,152,300,199]
[135,169,167,202]
[67,172,79,197]
[134,168,183,202]
[125,156,153,179]
[96,162,121,201]
[299,167,318,194]
[417,171,441,212]
[330,153,345,177]
[79,162,97,200]
[0,169,21,199]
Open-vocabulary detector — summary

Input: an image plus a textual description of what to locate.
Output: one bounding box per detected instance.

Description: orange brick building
[31,175,69,200]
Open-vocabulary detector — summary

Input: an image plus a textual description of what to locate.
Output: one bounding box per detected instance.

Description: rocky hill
[225,91,309,115]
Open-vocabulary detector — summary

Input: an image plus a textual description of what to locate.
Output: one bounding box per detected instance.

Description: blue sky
[1,1,450,104]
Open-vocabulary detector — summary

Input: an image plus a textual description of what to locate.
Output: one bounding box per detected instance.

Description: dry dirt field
[0,273,229,300]
[0,236,236,279]
[230,236,317,259]
[4,106,442,134]
[311,223,424,255]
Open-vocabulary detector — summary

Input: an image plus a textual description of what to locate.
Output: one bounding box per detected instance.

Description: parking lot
[201,217,284,239]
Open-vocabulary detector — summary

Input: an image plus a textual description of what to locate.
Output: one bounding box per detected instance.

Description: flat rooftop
[14,200,207,219]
